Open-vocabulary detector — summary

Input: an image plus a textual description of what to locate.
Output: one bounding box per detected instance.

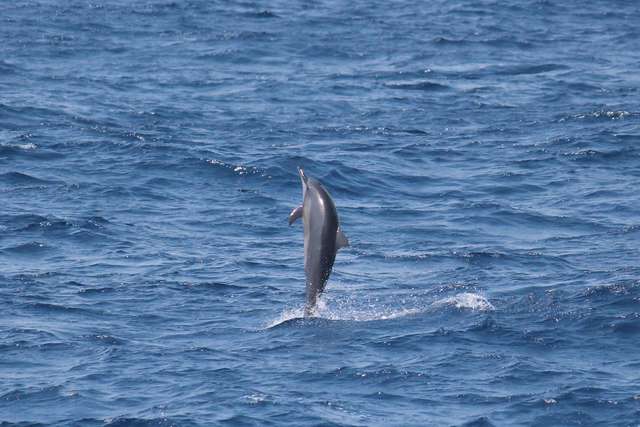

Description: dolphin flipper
[336,228,349,249]
[288,205,303,225]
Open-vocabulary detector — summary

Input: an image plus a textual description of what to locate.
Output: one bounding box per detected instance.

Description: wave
[242,10,280,19]
[203,158,265,178]
[0,60,21,75]
[432,292,495,311]
[0,142,37,154]
[561,148,638,163]
[385,81,451,91]
[492,63,568,76]
[77,287,116,296]
[431,35,534,49]
[560,110,638,122]
[458,416,497,427]
[0,385,71,403]
[0,241,51,256]
[2,215,113,245]
[105,417,197,427]
[0,172,51,185]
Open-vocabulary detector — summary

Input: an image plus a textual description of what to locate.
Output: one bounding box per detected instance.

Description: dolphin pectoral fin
[288,205,303,225]
[336,228,349,249]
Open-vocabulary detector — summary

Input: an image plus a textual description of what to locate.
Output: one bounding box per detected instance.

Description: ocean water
[1,0,640,425]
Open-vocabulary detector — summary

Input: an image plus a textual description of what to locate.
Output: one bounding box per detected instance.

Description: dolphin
[289,167,349,316]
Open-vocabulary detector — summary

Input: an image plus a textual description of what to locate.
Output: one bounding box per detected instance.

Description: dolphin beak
[298,167,308,199]
[298,167,308,184]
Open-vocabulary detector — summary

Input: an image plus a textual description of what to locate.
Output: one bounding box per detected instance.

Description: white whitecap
[316,300,424,322]
[1,142,37,150]
[433,292,494,311]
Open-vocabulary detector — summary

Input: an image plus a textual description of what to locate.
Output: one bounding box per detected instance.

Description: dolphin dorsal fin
[288,205,303,225]
[336,228,349,249]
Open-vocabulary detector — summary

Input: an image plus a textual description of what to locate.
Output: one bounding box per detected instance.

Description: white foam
[433,292,494,311]
[317,301,423,322]
[1,142,37,150]
[243,393,268,404]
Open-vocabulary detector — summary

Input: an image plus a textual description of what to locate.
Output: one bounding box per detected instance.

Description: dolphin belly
[304,226,337,313]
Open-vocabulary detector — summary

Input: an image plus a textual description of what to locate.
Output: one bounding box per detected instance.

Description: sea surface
[2,1,640,426]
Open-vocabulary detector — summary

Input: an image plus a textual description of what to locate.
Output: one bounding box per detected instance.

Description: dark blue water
[2,1,640,425]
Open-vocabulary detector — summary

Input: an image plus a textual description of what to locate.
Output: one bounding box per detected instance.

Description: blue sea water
[2,0,640,425]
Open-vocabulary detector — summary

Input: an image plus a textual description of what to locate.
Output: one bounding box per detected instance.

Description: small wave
[1,385,66,402]
[561,148,637,162]
[582,281,638,298]
[317,125,428,137]
[493,63,568,76]
[433,293,495,311]
[0,171,50,185]
[432,36,465,45]
[84,334,126,346]
[1,241,50,255]
[18,218,74,232]
[458,416,497,427]
[9,214,111,236]
[243,10,279,18]
[83,216,110,229]
[30,302,86,314]
[610,317,640,334]
[0,60,20,75]
[77,287,116,296]
[205,158,264,177]
[105,417,190,427]
[559,110,637,122]
[386,81,451,91]
[0,140,62,160]
[0,142,37,152]
[242,392,270,405]
[578,110,633,120]
[432,36,532,49]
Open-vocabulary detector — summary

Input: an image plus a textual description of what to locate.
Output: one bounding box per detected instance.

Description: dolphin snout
[298,167,308,183]
[298,167,309,200]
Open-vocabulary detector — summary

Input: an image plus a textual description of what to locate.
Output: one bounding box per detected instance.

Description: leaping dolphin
[289,168,349,316]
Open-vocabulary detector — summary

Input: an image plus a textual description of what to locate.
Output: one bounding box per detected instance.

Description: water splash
[265,292,493,328]
[433,292,495,311]
[265,306,306,328]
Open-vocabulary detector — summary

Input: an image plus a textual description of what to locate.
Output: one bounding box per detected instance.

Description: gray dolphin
[289,167,349,316]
